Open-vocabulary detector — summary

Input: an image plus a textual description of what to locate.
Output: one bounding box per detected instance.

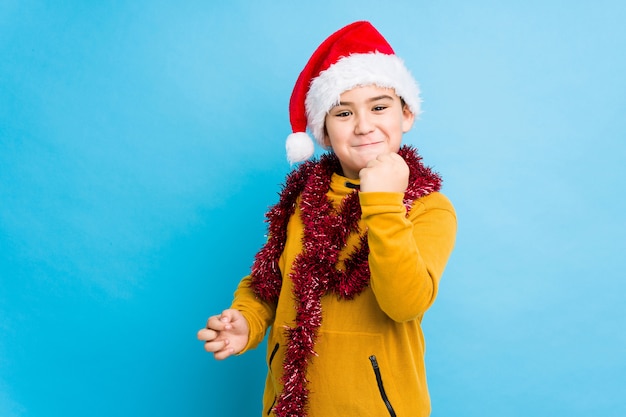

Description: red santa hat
[285,21,422,163]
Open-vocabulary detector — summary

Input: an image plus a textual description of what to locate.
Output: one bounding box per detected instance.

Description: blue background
[2,1,625,416]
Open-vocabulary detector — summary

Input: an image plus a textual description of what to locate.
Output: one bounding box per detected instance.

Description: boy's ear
[401,105,416,133]
[323,127,331,147]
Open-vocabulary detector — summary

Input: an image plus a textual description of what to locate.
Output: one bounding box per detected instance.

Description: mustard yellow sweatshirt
[231,173,457,416]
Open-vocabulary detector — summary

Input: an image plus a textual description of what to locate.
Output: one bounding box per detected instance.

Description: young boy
[197,21,457,417]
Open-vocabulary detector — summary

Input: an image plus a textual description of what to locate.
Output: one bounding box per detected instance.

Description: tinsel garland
[250,145,441,417]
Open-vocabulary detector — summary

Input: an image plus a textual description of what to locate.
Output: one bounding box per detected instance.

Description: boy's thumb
[219,308,238,322]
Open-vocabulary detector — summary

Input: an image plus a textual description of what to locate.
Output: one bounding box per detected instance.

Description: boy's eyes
[332,105,388,117]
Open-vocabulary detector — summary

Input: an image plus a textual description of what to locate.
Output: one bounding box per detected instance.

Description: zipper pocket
[269,342,279,366]
[266,343,280,415]
[266,396,276,416]
[369,355,397,417]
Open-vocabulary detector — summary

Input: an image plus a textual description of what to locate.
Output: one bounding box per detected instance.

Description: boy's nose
[354,113,374,135]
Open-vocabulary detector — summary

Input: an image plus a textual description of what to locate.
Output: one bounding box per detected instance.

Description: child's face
[323,85,414,179]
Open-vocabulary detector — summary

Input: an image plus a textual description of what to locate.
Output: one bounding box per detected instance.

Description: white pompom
[285,132,315,164]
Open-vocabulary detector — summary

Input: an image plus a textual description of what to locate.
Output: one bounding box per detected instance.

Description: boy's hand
[359,152,409,193]
[197,309,249,360]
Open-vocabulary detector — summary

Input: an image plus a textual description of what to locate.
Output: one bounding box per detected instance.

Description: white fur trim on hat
[305,51,421,147]
[286,132,315,164]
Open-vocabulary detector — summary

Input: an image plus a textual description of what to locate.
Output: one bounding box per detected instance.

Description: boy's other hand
[197,309,249,360]
[359,152,409,193]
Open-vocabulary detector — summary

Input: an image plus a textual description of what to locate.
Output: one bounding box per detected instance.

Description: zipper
[269,342,279,367]
[369,355,397,417]
[266,343,280,415]
[266,397,276,416]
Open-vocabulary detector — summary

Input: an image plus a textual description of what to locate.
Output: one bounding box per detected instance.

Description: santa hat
[285,21,422,163]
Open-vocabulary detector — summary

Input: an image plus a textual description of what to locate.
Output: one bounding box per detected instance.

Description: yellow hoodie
[232,173,457,416]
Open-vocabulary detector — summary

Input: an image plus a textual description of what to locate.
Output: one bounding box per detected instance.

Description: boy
[197,21,457,417]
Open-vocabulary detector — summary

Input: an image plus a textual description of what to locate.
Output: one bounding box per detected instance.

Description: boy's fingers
[213,345,235,361]
[197,328,218,341]
[219,309,239,322]
[207,315,231,331]
[206,315,218,327]
[203,338,230,354]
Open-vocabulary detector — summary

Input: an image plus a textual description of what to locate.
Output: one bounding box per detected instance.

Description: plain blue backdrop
[2,1,625,416]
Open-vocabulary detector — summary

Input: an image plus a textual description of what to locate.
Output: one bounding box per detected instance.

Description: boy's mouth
[354,140,383,148]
